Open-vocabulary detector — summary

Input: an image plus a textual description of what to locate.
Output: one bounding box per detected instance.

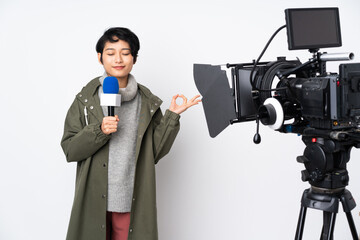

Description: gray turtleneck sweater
[99,73,141,212]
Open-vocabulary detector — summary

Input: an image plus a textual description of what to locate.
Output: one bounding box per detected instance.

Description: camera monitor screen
[285,8,342,50]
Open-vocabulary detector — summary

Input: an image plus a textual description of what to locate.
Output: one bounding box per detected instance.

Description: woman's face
[98,39,135,84]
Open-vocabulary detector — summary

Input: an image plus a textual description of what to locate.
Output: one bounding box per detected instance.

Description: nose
[115,53,123,63]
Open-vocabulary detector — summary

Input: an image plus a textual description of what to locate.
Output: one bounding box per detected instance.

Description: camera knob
[341,175,349,185]
[309,169,323,182]
[301,170,310,182]
[297,156,309,163]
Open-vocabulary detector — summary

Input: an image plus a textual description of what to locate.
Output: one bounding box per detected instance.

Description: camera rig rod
[319,52,354,62]
[277,52,354,80]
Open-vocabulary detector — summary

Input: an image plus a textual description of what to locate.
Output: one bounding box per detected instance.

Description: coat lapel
[76,77,105,123]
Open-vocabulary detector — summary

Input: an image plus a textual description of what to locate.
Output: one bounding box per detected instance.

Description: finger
[171,94,179,105]
[105,117,119,123]
[103,116,117,124]
[104,119,118,126]
[188,99,202,107]
[189,94,201,102]
[106,121,119,128]
[108,128,117,133]
[102,120,117,134]
[102,126,114,135]
[104,116,117,120]
[179,94,187,104]
[106,125,118,133]
[189,102,199,107]
[107,129,117,134]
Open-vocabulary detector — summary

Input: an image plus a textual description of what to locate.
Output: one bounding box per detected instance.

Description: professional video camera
[194,8,360,239]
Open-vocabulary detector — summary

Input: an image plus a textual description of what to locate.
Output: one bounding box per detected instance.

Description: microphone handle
[108,106,115,116]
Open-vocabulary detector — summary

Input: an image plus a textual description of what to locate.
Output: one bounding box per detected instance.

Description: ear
[97,53,103,65]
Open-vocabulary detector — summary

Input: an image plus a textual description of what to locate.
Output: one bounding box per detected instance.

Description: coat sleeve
[152,109,180,163]
[60,98,111,162]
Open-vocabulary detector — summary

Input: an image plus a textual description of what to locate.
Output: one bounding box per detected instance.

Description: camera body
[240,58,360,133]
[285,63,360,130]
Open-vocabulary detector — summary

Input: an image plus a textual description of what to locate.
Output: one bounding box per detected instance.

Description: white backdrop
[1,0,360,239]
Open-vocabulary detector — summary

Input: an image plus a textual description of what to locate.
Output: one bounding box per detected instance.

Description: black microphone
[100,76,121,116]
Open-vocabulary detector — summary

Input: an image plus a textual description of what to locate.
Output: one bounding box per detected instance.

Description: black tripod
[294,135,359,240]
[295,187,357,239]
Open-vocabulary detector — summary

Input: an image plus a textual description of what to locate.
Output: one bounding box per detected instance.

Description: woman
[61,27,201,240]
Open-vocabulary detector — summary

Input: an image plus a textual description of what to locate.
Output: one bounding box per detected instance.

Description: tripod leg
[340,189,358,239]
[345,212,358,240]
[320,211,336,240]
[295,205,307,240]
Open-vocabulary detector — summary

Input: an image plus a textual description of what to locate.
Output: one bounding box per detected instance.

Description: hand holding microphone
[100,76,121,135]
[101,115,119,135]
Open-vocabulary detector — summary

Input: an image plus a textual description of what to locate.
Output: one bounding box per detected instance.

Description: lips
[113,66,125,70]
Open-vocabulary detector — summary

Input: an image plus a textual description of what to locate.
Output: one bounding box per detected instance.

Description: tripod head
[296,128,360,190]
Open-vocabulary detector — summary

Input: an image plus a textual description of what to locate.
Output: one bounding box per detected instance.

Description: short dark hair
[96,27,140,63]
